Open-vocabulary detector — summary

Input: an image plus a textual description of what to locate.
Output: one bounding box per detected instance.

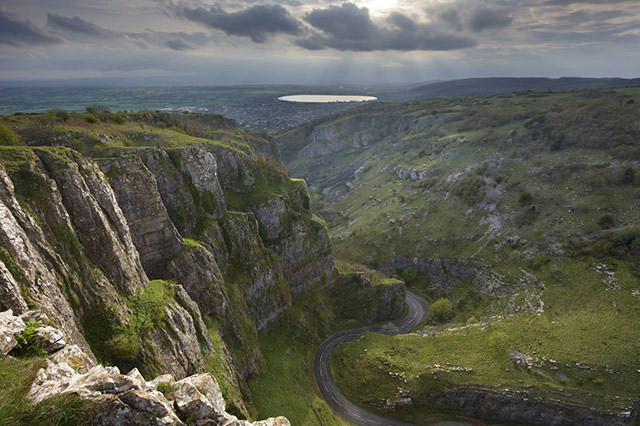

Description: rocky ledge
[1,309,290,426]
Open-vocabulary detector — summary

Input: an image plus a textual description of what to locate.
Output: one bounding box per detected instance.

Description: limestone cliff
[0,114,335,421]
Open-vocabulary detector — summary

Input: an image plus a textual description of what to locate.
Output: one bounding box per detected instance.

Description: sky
[0,0,639,85]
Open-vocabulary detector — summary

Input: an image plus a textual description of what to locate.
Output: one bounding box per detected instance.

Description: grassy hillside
[277,89,640,422]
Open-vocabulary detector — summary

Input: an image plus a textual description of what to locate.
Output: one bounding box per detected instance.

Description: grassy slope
[0,110,266,159]
[279,90,640,421]
[248,286,358,426]
[332,257,640,422]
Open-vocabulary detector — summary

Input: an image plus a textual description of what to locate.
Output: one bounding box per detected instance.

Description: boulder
[27,344,290,426]
[0,309,26,355]
[33,325,66,353]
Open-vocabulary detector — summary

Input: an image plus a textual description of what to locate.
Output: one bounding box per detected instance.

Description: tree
[429,298,453,323]
[0,125,20,146]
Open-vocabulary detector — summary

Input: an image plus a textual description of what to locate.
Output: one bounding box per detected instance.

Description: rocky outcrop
[0,139,335,417]
[99,156,183,278]
[0,259,28,314]
[330,273,405,323]
[37,149,148,295]
[27,343,290,426]
[277,113,404,161]
[178,146,227,219]
[274,219,334,296]
[144,284,213,379]
[382,256,482,286]
[0,309,25,355]
[393,165,432,181]
[414,386,634,426]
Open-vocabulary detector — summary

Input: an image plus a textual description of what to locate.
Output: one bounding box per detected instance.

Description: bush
[85,105,110,114]
[0,125,20,146]
[429,298,453,323]
[622,167,635,184]
[518,191,534,207]
[156,382,175,398]
[111,112,127,124]
[598,214,615,229]
[400,267,416,285]
[11,320,46,357]
[82,113,98,124]
[48,109,71,122]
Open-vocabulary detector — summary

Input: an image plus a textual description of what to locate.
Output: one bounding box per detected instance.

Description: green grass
[248,287,363,426]
[204,324,249,419]
[0,357,97,426]
[330,256,640,422]
[83,280,175,376]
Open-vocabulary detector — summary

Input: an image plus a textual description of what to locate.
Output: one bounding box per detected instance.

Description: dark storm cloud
[174,4,301,43]
[44,12,207,51]
[0,10,61,46]
[469,7,513,32]
[432,3,514,33]
[297,3,475,52]
[47,13,116,38]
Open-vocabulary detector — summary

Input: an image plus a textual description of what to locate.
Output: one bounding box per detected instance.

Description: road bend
[313,291,429,426]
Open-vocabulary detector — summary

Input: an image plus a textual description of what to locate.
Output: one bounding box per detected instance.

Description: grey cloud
[47,13,116,38]
[439,9,463,31]
[433,3,513,33]
[469,7,513,32]
[174,4,301,43]
[556,10,625,23]
[544,0,636,5]
[297,3,475,51]
[165,38,193,50]
[46,12,207,51]
[126,31,209,50]
[0,10,61,46]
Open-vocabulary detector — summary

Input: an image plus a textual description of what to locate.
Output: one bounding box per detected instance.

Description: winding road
[313,291,429,426]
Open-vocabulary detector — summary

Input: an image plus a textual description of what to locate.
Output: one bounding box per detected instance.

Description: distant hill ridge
[411,77,640,98]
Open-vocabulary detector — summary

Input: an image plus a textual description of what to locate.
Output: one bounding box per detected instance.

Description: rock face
[99,156,183,278]
[382,256,482,286]
[330,273,405,323]
[27,342,290,426]
[418,386,633,426]
[0,309,25,355]
[0,140,334,414]
[277,113,404,161]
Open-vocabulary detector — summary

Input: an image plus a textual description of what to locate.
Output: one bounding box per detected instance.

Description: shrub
[466,316,478,324]
[156,382,175,398]
[111,112,127,125]
[12,320,46,357]
[85,105,110,114]
[598,214,615,229]
[622,167,635,184]
[82,113,98,124]
[48,109,71,122]
[0,125,20,146]
[518,191,534,207]
[400,267,416,285]
[429,298,453,323]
